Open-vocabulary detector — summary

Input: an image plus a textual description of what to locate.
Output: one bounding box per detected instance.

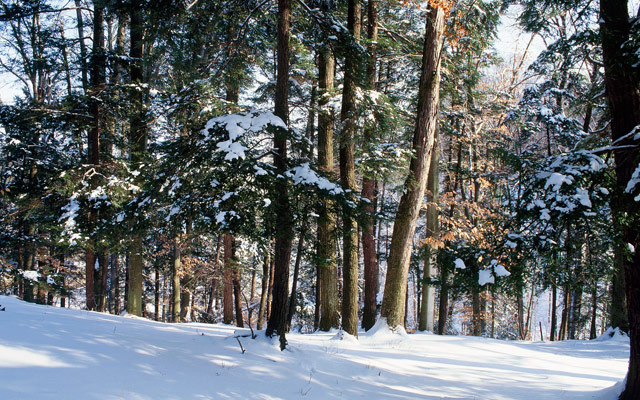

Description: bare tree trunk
[223,234,234,324]
[550,282,558,341]
[257,249,270,330]
[74,0,88,92]
[126,5,146,317]
[267,0,294,350]
[419,131,439,332]
[287,230,305,330]
[590,286,598,340]
[339,0,362,338]
[381,4,444,328]
[172,237,181,322]
[207,235,222,315]
[317,48,340,332]
[361,0,379,332]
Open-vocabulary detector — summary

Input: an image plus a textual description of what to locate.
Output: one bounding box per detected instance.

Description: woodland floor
[0,295,629,400]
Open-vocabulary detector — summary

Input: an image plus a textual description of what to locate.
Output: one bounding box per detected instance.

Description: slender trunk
[339,0,362,337]
[86,250,96,310]
[154,262,160,321]
[472,282,481,336]
[361,0,379,333]
[317,48,340,331]
[590,286,598,340]
[438,264,449,335]
[113,254,120,314]
[419,131,439,332]
[223,234,234,324]
[97,253,107,312]
[232,237,244,328]
[257,250,270,330]
[267,0,294,350]
[74,0,88,92]
[380,4,444,328]
[207,235,222,315]
[550,282,557,341]
[172,237,181,322]
[287,230,305,330]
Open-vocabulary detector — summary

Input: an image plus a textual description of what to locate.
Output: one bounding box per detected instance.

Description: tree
[381,2,445,328]
[599,0,640,397]
[266,0,294,350]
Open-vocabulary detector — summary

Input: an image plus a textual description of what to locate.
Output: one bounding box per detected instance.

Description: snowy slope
[0,295,628,400]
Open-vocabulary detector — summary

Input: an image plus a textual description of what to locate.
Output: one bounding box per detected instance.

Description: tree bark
[257,249,270,330]
[172,237,181,322]
[361,0,379,332]
[232,237,244,328]
[600,1,640,397]
[267,0,294,350]
[74,0,88,92]
[223,233,234,324]
[419,130,439,332]
[287,230,305,330]
[381,4,444,328]
[317,48,340,332]
[339,0,362,337]
[126,5,146,317]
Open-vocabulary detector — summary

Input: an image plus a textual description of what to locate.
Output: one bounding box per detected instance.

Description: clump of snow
[626,163,640,201]
[454,258,466,269]
[286,163,343,195]
[542,172,573,191]
[331,330,359,344]
[20,270,40,281]
[478,269,495,286]
[360,318,409,348]
[595,327,629,342]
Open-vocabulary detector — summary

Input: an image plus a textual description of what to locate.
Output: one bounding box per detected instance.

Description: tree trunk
[590,286,598,340]
[550,282,557,341]
[154,261,160,321]
[610,243,629,331]
[339,0,362,338]
[85,2,105,310]
[207,235,222,315]
[97,253,107,312]
[600,1,640,397]
[438,262,449,335]
[74,0,88,92]
[126,5,146,317]
[381,4,444,328]
[258,249,270,330]
[267,0,294,350]
[287,230,305,331]
[232,238,244,328]
[419,131,439,332]
[317,48,340,332]
[172,237,181,322]
[223,234,235,324]
[361,0,379,332]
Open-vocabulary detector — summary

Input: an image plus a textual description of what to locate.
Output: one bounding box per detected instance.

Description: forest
[0,0,638,398]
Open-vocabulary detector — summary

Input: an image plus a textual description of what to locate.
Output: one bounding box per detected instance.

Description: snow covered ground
[0,295,629,400]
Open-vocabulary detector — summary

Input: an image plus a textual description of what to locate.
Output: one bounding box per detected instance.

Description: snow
[20,271,40,281]
[454,258,466,269]
[625,163,640,201]
[493,263,511,277]
[0,295,629,400]
[478,268,495,285]
[286,163,343,195]
[542,172,573,191]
